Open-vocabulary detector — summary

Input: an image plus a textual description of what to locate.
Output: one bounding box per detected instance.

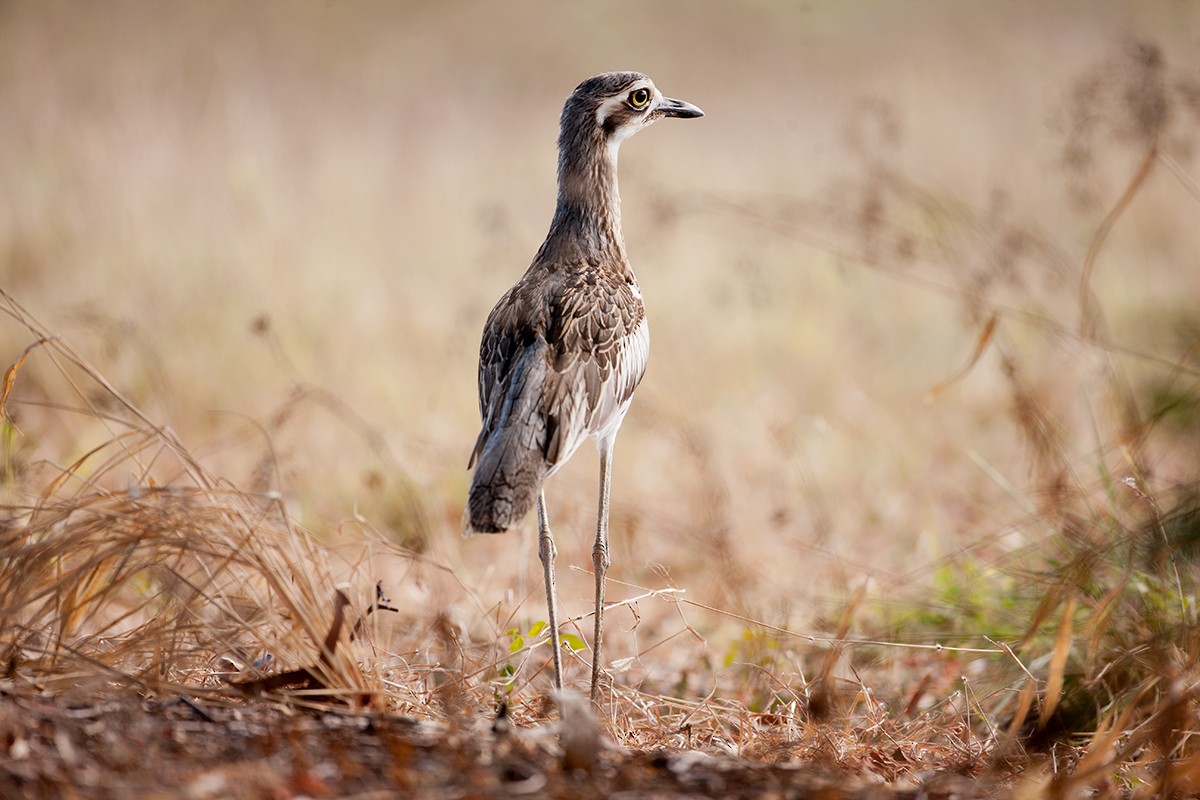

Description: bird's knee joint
[592,546,610,570]
[539,535,557,562]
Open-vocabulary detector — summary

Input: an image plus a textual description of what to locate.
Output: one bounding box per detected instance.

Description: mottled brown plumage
[466,72,702,698]
[467,266,646,531]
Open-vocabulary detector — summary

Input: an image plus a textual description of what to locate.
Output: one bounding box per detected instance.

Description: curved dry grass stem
[1077,145,1157,340]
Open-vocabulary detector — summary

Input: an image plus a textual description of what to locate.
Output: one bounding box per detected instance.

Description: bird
[465,72,702,700]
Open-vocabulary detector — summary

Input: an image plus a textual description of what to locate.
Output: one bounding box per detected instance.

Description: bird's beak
[658,96,704,119]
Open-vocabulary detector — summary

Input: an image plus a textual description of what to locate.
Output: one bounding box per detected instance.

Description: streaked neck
[540,127,627,266]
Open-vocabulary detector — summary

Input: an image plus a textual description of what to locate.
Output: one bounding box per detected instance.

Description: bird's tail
[466,344,550,534]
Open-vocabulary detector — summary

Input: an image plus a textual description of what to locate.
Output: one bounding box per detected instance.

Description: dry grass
[0,294,377,703]
[1,2,1200,796]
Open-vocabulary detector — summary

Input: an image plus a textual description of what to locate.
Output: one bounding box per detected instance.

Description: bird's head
[560,71,703,155]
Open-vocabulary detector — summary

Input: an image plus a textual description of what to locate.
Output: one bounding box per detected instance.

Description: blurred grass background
[1,0,1198,701]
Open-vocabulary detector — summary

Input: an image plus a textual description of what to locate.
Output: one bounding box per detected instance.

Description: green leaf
[509,635,524,653]
[528,620,547,637]
[560,633,587,652]
[723,646,737,668]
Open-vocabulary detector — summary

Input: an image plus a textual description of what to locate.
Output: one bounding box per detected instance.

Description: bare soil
[0,685,1003,800]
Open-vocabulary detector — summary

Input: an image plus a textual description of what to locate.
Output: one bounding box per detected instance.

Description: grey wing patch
[469,348,500,469]
[466,336,553,532]
[470,294,524,469]
[468,358,494,468]
[470,339,549,484]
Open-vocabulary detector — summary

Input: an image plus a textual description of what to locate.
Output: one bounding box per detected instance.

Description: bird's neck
[540,130,630,270]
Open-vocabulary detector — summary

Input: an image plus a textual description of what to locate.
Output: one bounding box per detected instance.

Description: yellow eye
[628,88,651,109]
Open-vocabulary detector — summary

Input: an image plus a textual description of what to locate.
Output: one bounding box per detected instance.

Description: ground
[0,684,1010,800]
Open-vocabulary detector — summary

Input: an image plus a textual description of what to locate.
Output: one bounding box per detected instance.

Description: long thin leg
[590,443,613,702]
[537,492,563,691]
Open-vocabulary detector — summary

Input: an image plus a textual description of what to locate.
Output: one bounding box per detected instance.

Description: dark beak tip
[662,97,704,119]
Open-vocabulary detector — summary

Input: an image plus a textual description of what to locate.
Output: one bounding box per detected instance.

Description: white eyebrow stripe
[595,94,628,127]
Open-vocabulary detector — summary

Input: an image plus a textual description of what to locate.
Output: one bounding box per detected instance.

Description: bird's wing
[469,289,526,469]
[469,270,648,473]
[539,273,648,468]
